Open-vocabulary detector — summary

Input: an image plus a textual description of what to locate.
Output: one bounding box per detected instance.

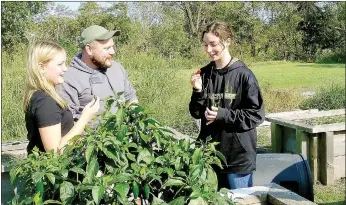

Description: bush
[315,49,345,64]
[261,81,303,113]
[300,83,345,110]
[10,95,232,205]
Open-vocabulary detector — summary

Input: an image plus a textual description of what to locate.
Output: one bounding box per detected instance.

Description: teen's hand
[205,106,218,125]
[190,70,202,91]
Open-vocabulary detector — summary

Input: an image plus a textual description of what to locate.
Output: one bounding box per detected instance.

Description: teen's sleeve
[215,82,265,132]
[34,96,62,128]
[189,90,207,119]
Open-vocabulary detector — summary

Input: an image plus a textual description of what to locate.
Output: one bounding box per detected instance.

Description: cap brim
[96,30,121,40]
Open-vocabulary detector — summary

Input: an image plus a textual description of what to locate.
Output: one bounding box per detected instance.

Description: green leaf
[139,131,150,143]
[92,185,104,205]
[152,196,168,205]
[174,157,182,171]
[69,167,86,176]
[85,144,95,163]
[86,156,99,178]
[206,166,218,191]
[61,169,69,178]
[117,125,128,140]
[137,148,153,164]
[43,200,62,204]
[215,150,227,165]
[164,179,185,187]
[102,147,117,160]
[168,196,185,205]
[139,121,145,131]
[116,108,125,127]
[114,183,130,198]
[192,148,201,165]
[126,153,136,162]
[45,173,55,185]
[188,197,208,205]
[132,105,145,114]
[165,168,174,177]
[176,171,187,177]
[60,181,74,205]
[33,191,43,205]
[32,172,45,184]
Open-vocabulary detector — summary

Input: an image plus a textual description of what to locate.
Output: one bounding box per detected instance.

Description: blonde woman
[24,41,100,154]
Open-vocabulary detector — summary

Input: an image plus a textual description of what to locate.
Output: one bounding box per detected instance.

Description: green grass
[180,61,345,90]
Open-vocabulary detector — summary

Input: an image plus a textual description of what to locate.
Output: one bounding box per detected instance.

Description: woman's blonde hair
[23,41,67,111]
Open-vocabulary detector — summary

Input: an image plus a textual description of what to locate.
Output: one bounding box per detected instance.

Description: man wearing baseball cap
[57,25,138,125]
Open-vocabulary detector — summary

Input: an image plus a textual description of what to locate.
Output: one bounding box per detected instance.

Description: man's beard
[91,55,112,70]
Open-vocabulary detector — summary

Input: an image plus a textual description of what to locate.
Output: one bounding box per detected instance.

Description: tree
[1,1,47,51]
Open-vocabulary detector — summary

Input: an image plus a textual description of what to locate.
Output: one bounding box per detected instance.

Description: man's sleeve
[122,68,138,102]
[56,82,81,120]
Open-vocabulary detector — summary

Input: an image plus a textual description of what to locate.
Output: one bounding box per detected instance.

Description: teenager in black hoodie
[189,21,265,189]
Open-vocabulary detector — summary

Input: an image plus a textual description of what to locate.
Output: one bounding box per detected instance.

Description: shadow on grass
[318,201,346,205]
[295,64,344,69]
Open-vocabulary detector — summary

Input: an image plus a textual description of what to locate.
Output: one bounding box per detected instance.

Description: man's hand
[205,106,218,125]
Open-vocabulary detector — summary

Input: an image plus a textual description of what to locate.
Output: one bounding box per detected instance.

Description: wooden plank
[296,130,309,158]
[267,183,316,205]
[271,123,283,153]
[266,117,314,133]
[334,155,345,180]
[318,132,334,185]
[266,109,319,120]
[309,134,318,183]
[1,141,28,152]
[311,123,345,133]
[334,133,345,156]
[267,109,344,121]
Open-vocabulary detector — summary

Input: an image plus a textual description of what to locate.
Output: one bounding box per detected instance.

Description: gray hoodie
[57,53,137,121]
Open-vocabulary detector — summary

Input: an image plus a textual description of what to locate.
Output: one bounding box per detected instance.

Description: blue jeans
[227,173,253,189]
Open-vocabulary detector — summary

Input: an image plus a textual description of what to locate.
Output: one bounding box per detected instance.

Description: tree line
[2,1,345,63]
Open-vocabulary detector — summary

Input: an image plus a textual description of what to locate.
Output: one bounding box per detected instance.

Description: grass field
[180,61,346,89]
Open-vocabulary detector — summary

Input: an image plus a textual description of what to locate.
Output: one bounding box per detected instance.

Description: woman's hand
[190,70,202,91]
[81,96,100,122]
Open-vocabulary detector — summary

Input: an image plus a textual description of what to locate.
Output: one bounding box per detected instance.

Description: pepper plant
[10,92,233,205]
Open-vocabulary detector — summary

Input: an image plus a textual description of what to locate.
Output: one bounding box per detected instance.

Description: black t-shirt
[25,90,74,153]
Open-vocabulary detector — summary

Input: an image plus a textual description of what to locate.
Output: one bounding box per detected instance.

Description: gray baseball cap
[79,25,120,48]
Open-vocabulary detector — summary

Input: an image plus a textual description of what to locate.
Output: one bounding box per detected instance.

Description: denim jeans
[227,172,253,189]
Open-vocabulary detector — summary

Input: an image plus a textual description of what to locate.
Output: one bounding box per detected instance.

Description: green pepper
[36,179,44,198]
[143,183,150,199]
[132,181,139,199]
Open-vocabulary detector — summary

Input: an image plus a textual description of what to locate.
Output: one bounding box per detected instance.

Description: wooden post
[296,130,309,158]
[318,131,334,185]
[271,123,283,153]
[309,134,318,183]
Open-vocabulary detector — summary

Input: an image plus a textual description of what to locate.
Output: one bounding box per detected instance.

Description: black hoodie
[189,59,265,174]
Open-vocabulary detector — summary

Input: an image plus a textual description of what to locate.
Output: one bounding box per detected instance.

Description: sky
[56,2,81,10]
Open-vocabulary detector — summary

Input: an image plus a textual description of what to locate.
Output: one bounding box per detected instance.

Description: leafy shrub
[261,81,303,113]
[300,83,345,110]
[315,49,345,64]
[10,94,232,205]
